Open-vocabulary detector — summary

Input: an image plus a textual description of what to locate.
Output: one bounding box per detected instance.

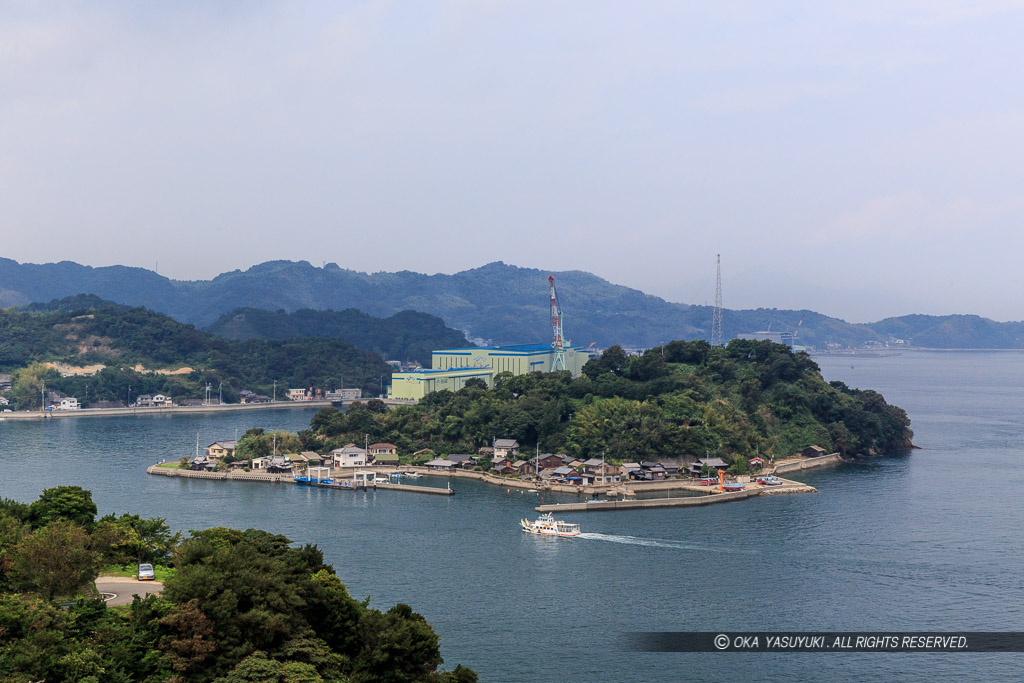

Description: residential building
[367,443,398,457]
[493,439,520,461]
[331,444,367,468]
[56,397,80,410]
[206,441,238,459]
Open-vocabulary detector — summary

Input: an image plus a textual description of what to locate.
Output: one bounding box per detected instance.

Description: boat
[757,476,783,486]
[722,483,746,492]
[403,471,423,479]
[372,476,390,484]
[520,513,581,537]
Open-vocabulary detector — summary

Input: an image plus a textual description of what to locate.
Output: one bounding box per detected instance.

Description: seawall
[772,452,843,475]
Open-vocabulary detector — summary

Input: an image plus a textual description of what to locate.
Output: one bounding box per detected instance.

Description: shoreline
[2,400,335,420]
[145,453,845,509]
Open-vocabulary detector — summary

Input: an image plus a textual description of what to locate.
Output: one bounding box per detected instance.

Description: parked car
[137,563,155,581]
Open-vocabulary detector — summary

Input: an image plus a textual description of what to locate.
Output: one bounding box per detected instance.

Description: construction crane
[548,275,567,371]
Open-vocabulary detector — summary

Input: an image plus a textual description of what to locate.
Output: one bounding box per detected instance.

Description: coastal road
[95,576,164,606]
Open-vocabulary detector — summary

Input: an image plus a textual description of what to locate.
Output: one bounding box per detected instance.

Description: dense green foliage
[0,297,393,409]
[205,307,470,365]
[298,340,912,462]
[0,488,475,682]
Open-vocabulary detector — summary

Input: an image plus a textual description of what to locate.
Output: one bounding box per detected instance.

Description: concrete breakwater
[146,465,454,495]
[772,452,843,475]
[535,482,817,513]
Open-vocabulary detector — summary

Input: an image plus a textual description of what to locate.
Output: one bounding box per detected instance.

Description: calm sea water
[2,352,1023,681]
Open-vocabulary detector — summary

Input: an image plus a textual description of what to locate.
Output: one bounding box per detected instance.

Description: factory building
[388,343,590,401]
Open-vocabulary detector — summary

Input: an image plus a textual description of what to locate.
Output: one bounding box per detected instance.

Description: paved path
[95,576,164,606]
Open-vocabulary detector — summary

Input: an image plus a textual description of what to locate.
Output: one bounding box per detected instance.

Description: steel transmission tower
[548,275,567,371]
[711,254,724,347]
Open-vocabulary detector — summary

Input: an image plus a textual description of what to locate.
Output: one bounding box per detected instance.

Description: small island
[155,340,912,505]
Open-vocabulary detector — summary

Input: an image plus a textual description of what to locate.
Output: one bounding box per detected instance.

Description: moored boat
[520,513,581,537]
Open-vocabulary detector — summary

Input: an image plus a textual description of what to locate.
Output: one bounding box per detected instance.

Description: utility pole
[218,382,223,405]
[711,254,724,347]
[273,380,277,403]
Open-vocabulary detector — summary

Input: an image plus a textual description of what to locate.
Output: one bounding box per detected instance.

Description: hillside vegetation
[0,296,392,408]
[0,487,475,682]
[204,306,469,365]
[295,340,913,463]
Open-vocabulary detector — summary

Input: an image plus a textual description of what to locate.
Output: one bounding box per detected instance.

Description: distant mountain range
[2,257,1022,349]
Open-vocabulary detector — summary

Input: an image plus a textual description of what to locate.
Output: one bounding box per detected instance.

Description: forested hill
[298,340,914,463]
[205,307,469,364]
[0,488,476,682]
[0,257,1020,348]
[0,296,392,408]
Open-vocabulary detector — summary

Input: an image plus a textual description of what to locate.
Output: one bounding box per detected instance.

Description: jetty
[146,465,454,495]
[535,480,817,513]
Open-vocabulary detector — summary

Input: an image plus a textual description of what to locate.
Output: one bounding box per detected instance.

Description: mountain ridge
[0,257,1019,348]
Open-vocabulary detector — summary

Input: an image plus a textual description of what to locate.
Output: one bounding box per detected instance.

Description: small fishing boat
[403,471,423,479]
[722,482,746,492]
[757,476,783,486]
[520,513,581,537]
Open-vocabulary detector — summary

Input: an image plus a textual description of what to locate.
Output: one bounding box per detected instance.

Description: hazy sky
[3,1,1023,323]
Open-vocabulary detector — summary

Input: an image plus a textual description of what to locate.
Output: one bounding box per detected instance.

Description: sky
[2,1,1024,323]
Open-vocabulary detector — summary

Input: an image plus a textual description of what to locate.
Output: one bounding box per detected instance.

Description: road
[95,576,164,606]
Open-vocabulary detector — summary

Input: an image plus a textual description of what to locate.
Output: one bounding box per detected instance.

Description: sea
[1,350,1023,682]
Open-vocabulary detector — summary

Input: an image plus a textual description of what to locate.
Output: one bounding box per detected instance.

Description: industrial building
[388,343,590,400]
[388,275,590,401]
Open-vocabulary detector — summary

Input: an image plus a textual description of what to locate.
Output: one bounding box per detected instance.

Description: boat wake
[577,532,758,554]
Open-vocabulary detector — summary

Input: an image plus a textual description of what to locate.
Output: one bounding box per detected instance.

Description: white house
[331,444,367,468]
[0,396,9,406]
[288,388,310,401]
[57,397,80,410]
[493,439,520,461]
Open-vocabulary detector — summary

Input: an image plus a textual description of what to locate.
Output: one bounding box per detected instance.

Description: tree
[29,486,98,528]
[9,520,98,600]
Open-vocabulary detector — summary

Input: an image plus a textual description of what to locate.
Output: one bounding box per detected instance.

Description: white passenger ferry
[520,513,581,537]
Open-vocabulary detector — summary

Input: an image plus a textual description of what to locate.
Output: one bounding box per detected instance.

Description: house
[239,390,271,404]
[424,458,458,471]
[56,397,80,410]
[537,453,564,470]
[331,444,367,468]
[551,466,576,480]
[447,455,476,469]
[802,445,827,458]
[748,457,766,469]
[0,396,8,406]
[413,448,436,461]
[593,469,622,484]
[647,466,667,480]
[511,460,528,474]
[298,451,325,466]
[266,455,294,473]
[137,394,172,407]
[206,441,238,460]
[372,454,400,466]
[0,374,11,391]
[288,388,310,401]
[367,443,398,457]
[688,458,730,477]
[492,461,515,475]
[493,439,520,461]
[568,460,585,469]
[251,457,269,470]
[476,446,495,459]
[582,458,610,475]
[286,452,314,466]
[189,453,216,471]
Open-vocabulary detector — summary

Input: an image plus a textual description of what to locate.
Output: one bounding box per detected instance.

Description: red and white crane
[548,275,567,371]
